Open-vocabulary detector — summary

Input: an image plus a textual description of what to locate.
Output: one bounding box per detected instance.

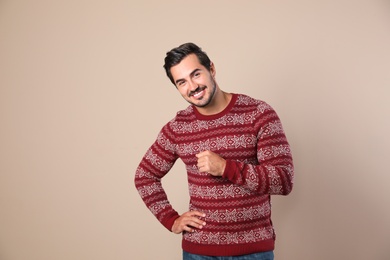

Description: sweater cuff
[163,213,180,232]
[222,160,239,183]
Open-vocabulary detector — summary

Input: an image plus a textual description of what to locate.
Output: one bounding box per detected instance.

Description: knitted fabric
[135,93,294,256]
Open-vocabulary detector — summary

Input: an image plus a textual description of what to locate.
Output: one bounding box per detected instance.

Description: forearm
[222,156,294,195]
[134,130,180,230]
[135,164,180,230]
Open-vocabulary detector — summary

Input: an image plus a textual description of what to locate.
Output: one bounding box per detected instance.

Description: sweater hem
[182,239,275,256]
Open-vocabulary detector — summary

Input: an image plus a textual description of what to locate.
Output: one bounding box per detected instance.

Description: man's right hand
[171,211,206,234]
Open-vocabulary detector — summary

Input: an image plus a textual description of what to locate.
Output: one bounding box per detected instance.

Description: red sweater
[134,94,294,256]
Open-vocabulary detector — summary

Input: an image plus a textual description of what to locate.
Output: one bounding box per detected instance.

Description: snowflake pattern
[203,202,271,223]
[177,134,257,156]
[258,145,291,161]
[189,183,252,199]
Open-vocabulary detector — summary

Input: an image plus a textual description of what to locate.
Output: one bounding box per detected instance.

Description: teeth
[194,90,203,97]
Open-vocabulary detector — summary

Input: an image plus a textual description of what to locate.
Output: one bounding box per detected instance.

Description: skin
[169,54,230,234]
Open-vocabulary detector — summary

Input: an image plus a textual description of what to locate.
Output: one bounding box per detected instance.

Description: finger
[173,218,195,234]
[185,218,206,230]
[183,225,194,233]
[177,224,194,234]
[173,213,206,233]
[197,163,207,172]
[187,210,206,218]
[196,150,210,158]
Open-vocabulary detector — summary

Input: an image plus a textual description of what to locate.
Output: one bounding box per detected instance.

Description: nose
[188,78,198,91]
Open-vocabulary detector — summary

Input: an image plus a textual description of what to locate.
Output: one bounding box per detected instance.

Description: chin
[194,99,212,108]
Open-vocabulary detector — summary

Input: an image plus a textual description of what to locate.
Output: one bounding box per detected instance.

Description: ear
[209,61,216,78]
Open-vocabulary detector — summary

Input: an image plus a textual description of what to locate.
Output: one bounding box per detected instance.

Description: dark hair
[163,42,211,85]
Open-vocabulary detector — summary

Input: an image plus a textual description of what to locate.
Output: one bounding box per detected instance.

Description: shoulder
[234,93,273,114]
[175,105,194,118]
[162,105,195,131]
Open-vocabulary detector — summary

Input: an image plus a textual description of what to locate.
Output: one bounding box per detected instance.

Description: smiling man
[134,43,294,260]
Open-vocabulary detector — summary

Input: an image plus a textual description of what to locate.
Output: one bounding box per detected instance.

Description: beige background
[1,0,390,259]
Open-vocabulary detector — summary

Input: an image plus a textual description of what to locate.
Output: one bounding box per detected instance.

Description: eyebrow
[174,68,201,85]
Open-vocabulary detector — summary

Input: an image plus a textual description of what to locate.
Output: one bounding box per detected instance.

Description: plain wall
[1,0,389,259]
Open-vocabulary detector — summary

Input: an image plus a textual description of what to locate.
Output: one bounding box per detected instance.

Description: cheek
[177,87,189,97]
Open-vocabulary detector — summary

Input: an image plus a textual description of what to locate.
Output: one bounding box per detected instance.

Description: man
[134,43,294,260]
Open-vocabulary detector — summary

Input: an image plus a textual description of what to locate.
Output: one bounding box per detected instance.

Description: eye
[177,80,186,87]
[194,72,200,78]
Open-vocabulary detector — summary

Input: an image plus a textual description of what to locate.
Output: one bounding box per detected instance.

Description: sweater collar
[193,93,237,120]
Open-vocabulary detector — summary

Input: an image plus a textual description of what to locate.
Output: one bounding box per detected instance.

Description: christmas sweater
[134,93,294,256]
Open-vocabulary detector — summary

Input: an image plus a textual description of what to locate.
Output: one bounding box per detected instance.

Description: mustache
[189,86,206,97]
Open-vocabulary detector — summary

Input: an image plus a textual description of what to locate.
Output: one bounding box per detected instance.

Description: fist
[196,150,226,176]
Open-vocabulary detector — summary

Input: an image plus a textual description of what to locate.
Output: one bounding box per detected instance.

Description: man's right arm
[134,127,180,231]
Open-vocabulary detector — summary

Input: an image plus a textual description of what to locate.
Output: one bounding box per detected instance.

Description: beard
[186,78,217,108]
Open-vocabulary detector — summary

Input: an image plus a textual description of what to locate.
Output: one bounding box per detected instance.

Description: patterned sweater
[134,93,294,256]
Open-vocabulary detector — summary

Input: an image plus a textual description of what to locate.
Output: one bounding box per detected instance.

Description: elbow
[282,163,294,195]
[282,182,293,196]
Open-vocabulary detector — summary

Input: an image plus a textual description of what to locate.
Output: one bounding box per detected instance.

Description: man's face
[170,54,217,108]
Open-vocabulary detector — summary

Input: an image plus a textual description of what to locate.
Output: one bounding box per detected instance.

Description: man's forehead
[171,54,203,79]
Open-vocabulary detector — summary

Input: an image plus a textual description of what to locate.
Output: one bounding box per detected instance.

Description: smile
[190,86,206,99]
[193,90,204,98]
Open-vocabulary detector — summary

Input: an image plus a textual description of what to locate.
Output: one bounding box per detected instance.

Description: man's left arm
[197,105,294,196]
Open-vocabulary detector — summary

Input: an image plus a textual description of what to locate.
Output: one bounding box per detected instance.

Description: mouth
[190,86,206,99]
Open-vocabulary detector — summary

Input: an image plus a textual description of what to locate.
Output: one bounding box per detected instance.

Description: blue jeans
[183,251,274,260]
